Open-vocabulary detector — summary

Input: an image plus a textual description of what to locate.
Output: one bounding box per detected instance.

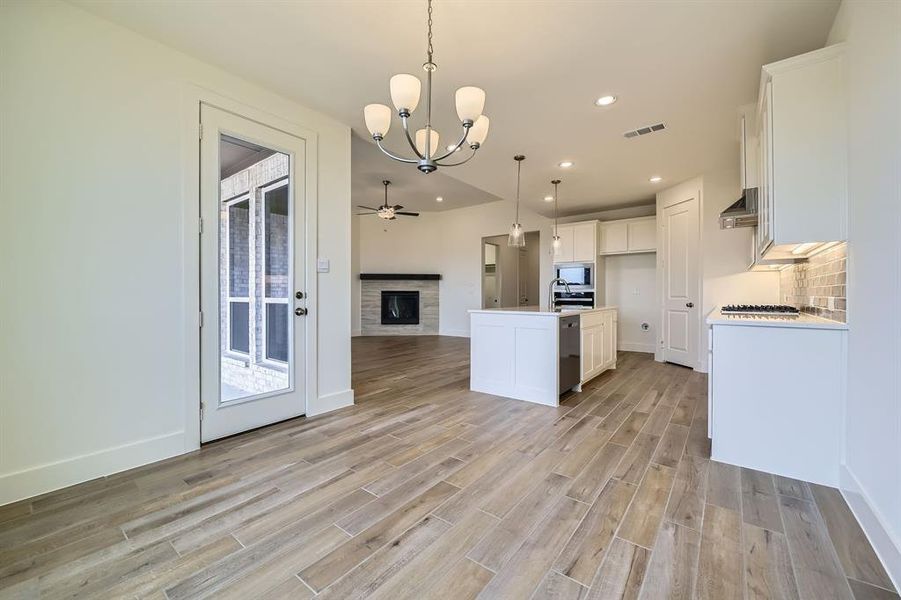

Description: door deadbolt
[295,307,307,316]
[295,291,304,299]
[686,302,694,308]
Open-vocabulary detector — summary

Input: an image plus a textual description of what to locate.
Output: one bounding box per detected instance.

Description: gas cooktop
[721,304,800,316]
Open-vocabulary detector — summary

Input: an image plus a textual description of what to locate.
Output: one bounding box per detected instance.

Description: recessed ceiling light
[544,195,554,202]
[436,196,443,202]
[558,161,574,168]
[595,95,617,106]
[649,175,663,183]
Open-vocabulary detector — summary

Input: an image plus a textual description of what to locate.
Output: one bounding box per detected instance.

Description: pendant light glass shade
[508,223,525,247]
[552,235,562,255]
[364,104,392,137]
[389,74,421,113]
[469,115,490,146]
[455,86,486,122]
[415,128,440,157]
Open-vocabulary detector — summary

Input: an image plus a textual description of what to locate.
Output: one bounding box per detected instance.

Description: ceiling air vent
[623,122,666,139]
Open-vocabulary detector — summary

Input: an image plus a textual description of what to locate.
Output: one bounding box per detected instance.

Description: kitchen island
[469,306,617,406]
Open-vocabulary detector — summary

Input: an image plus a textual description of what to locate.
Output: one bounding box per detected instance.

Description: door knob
[295,307,307,316]
[686,302,694,308]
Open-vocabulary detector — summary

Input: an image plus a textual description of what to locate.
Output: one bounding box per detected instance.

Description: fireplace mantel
[359,274,441,281]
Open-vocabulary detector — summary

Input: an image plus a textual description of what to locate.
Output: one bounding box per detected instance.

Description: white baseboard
[439,328,470,338]
[308,388,354,417]
[0,431,185,506]
[840,464,901,592]
[618,341,655,353]
[351,329,362,337]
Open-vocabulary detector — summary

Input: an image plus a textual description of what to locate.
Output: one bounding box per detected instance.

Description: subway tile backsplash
[780,242,847,323]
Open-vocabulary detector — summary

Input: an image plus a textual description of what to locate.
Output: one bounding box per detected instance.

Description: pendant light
[551,179,562,255]
[508,155,526,247]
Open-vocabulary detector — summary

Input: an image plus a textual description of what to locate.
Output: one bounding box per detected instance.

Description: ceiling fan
[357,180,420,220]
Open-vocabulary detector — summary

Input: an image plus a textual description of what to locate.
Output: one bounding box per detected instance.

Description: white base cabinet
[580,308,617,384]
[709,321,845,486]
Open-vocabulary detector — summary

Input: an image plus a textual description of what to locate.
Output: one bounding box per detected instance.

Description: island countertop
[468,305,617,317]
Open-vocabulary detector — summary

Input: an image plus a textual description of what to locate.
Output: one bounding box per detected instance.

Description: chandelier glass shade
[362,0,488,174]
[508,155,526,248]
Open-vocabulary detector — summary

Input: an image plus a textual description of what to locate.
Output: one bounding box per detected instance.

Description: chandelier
[362,0,489,174]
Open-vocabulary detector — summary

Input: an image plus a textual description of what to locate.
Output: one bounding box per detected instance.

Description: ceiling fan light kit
[362,0,488,174]
[357,180,420,221]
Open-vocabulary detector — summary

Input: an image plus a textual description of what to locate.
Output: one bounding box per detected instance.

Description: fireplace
[381,290,420,325]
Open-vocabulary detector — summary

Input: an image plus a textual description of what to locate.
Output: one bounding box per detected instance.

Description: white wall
[355,201,554,337]
[656,172,780,370]
[604,253,657,353]
[828,0,901,587]
[0,1,352,505]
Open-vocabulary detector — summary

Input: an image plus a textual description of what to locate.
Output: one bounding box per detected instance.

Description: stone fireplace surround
[360,274,440,336]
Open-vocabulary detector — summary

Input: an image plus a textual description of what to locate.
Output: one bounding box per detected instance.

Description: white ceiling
[352,134,501,214]
[72,0,839,217]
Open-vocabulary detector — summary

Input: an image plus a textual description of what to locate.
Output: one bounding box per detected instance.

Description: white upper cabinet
[599,222,628,254]
[598,216,656,255]
[553,220,597,264]
[572,222,597,262]
[757,44,847,256]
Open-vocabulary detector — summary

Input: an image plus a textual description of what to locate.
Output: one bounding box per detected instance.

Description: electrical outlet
[632,288,640,296]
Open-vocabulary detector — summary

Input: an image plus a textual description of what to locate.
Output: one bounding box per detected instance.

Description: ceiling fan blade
[392,205,404,210]
[396,211,420,216]
[357,205,380,211]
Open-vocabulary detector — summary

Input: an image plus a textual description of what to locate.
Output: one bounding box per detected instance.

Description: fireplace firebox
[381,291,420,325]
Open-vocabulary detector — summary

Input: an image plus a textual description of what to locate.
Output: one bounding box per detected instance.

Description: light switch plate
[317,258,330,273]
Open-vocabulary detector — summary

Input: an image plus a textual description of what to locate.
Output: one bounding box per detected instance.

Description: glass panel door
[200,104,307,443]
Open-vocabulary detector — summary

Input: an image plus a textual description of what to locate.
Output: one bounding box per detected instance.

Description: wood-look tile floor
[1,336,897,599]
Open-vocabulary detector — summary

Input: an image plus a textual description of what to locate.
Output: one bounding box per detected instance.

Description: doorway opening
[481,231,540,309]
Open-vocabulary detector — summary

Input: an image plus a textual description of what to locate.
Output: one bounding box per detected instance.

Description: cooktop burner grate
[722,304,800,316]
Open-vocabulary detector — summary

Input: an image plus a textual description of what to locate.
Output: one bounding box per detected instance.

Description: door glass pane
[266,303,289,362]
[219,134,291,403]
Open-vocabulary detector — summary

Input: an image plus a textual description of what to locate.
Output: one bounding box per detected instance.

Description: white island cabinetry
[469,306,617,407]
[580,308,617,384]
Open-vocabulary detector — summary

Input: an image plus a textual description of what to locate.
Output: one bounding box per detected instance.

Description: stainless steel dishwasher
[559,315,581,394]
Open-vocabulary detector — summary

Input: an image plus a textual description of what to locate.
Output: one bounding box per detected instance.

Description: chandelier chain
[427,0,434,63]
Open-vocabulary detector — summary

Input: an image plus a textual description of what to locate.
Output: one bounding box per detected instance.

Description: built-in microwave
[555,263,593,289]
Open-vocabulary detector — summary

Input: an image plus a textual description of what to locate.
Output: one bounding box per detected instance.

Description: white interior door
[200,104,308,442]
[662,196,699,368]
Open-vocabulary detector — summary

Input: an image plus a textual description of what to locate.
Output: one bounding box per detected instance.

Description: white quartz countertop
[706,306,848,330]
[469,305,617,317]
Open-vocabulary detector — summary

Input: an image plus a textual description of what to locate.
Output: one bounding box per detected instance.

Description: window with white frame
[261,180,290,363]
[226,196,251,355]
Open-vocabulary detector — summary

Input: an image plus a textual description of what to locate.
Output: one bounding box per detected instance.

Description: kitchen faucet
[548,277,572,311]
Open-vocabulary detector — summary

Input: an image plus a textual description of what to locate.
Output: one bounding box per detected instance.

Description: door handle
[295,307,307,316]
[686,302,694,308]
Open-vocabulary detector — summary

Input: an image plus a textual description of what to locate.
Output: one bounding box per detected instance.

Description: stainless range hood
[719,187,758,229]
